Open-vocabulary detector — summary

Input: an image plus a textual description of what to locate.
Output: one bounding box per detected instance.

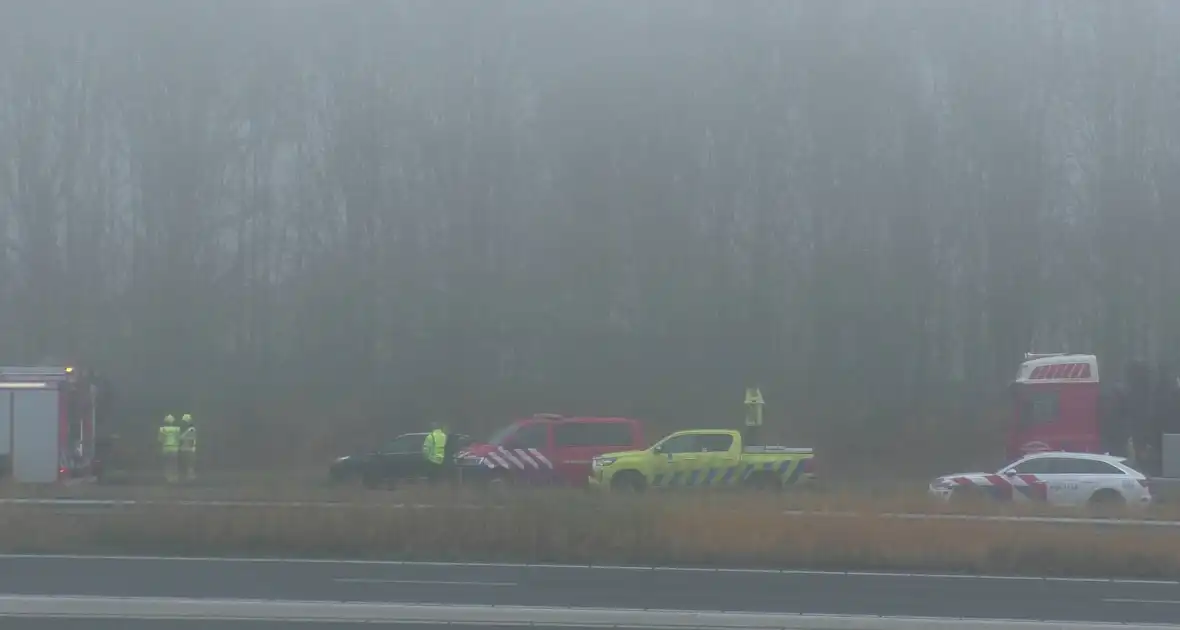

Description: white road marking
[1104,598,1180,605]
[0,596,1177,628]
[0,554,1177,585]
[334,578,517,587]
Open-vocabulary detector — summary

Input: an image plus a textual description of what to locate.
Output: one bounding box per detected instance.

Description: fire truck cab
[0,366,100,483]
[1008,353,1102,459]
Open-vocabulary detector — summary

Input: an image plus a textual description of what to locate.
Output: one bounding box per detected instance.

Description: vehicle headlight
[931,478,953,489]
[593,457,617,469]
[459,456,487,467]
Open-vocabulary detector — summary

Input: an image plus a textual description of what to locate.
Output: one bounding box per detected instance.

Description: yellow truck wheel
[744,471,782,492]
[610,471,646,492]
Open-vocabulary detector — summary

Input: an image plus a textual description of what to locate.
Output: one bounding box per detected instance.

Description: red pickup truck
[460,414,647,487]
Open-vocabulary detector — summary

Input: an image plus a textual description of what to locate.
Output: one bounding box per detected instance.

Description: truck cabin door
[694,432,738,487]
[650,433,707,489]
[1010,385,1063,458]
[496,422,551,480]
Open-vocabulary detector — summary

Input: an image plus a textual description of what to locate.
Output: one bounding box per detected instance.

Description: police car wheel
[949,485,986,505]
[1088,489,1126,509]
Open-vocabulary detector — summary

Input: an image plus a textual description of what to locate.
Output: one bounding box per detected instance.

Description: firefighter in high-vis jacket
[179,413,198,481]
[158,414,181,483]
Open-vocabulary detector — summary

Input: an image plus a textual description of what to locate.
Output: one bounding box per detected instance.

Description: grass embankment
[7,474,1180,520]
[1,490,1178,578]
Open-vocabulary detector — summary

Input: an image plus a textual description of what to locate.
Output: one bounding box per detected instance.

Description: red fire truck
[0,366,102,483]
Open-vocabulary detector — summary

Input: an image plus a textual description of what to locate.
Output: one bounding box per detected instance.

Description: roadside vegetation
[1,489,1178,578]
[4,477,1180,517]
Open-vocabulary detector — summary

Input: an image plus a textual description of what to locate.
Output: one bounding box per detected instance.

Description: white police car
[929,451,1151,508]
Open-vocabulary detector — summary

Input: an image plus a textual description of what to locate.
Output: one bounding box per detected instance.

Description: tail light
[1138,478,1152,493]
[802,457,816,476]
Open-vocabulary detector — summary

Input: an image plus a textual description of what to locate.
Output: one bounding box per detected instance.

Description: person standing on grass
[179,413,198,482]
[158,414,181,483]
[422,423,448,483]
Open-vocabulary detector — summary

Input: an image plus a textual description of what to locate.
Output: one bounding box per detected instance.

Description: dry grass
[7,475,1180,520]
[1,491,1178,578]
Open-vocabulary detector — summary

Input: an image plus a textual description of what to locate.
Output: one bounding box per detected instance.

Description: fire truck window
[554,422,634,448]
[1019,391,1059,427]
[64,384,83,442]
[507,424,549,450]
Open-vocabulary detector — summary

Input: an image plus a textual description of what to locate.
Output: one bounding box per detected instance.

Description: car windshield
[487,425,517,446]
[381,435,422,452]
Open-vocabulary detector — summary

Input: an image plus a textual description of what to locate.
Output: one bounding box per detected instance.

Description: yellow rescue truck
[588,428,814,492]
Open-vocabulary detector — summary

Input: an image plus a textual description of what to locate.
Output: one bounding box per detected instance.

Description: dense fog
[2,1,1178,471]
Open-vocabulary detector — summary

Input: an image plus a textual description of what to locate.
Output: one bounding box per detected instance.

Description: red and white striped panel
[483,447,553,470]
[953,473,1047,501]
[1028,362,1091,380]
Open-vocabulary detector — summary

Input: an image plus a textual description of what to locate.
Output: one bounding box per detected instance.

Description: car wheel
[744,471,783,493]
[362,471,395,491]
[611,471,646,493]
[949,485,987,506]
[1088,489,1126,511]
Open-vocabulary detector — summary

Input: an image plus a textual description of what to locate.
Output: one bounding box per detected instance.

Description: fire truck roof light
[1024,352,1068,361]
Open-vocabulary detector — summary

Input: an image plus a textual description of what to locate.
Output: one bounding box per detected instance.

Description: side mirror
[652,445,663,454]
[1002,469,1017,476]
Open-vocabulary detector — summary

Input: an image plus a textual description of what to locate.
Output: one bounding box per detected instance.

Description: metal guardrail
[3,498,1180,527]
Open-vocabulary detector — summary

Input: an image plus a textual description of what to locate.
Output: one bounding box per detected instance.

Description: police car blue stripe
[742,464,757,479]
[720,466,738,484]
[667,471,683,487]
[686,469,701,487]
[651,473,665,487]
[703,467,720,486]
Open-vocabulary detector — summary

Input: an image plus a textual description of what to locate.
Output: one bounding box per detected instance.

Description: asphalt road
[0,555,1178,625]
[0,623,511,630]
[0,622,680,630]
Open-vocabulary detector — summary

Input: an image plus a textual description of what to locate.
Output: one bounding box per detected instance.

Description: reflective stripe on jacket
[423,429,447,465]
[159,426,181,453]
[180,426,197,452]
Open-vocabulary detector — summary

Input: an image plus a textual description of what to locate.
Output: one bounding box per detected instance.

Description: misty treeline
[2,1,1179,470]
